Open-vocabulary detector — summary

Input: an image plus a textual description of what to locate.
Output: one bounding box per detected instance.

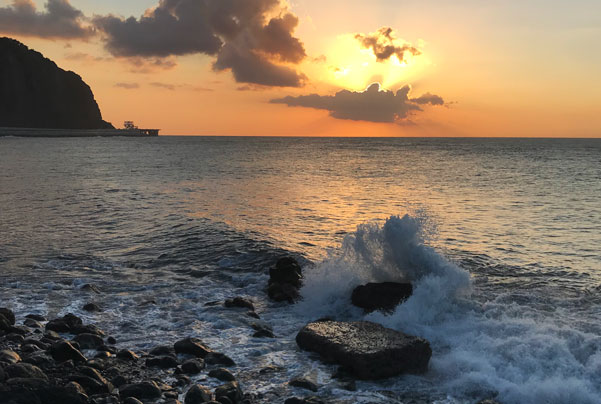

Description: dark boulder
[351,282,413,313]
[49,341,87,363]
[149,345,174,356]
[71,324,105,336]
[83,303,102,312]
[5,362,48,380]
[208,368,236,382]
[284,398,324,404]
[224,297,255,311]
[26,314,47,322]
[123,398,144,404]
[184,385,213,404]
[289,377,318,392]
[46,313,83,333]
[73,333,104,350]
[174,337,211,358]
[296,321,431,380]
[205,352,235,367]
[214,381,242,404]
[267,257,303,304]
[0,307,16,326]
[116,349,139,361]
[119,381,162,400]
[146,356,179,369]
[181,359,204,374]
[267,282,301,304]
[0,349,21,364]
[23,318,43,329]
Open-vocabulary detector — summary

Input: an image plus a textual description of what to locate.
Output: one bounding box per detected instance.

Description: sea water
[1,137,600,403]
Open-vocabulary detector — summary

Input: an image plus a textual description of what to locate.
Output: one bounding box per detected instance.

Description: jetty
[0,121,160,138]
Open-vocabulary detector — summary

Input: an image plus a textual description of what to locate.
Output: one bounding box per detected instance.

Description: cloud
[93,0,307,87]
[355,27,420,63]
[0,0,93,39]
[126,57,178,73]
[114,82,139,89]
[150,82,213,92]
[270,83,444,123]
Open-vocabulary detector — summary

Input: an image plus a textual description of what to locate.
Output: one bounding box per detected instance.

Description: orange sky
[2,0,601,137]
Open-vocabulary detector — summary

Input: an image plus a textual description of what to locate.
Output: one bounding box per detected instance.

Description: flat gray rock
[296,320,431,380]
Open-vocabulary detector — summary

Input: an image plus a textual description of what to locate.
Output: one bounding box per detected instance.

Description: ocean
[1,136,600,403]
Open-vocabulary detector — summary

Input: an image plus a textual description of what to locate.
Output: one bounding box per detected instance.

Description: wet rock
[95,351,112,359]
[208,368,236,382]
[23,318,43,329]
[22,353,53,368]
[267,257,303,304]
[0,307,16,325]
[289,377,318,392]
[81,284,101,293]
[284,397,324,404]
[7,325,30,335]
[205,352,235,367]
[259,365,284,374]
[224,297,255,311]
[83,303,102,312]
[116,349,139,361]
[107,336,117,345]
[267,282,301,304]
[0,314,12,331]
[26,314,47,322]
[90,394,120,404]
[111,375,128,388]
[174,337,212,358]
[20,344,40,354]
[43,330,61,340]
[150,345,175,356]
[72,324,105,336]
[351,282,413,313]
[477,400,503,404]
[214,381,243,404]
[74,333,105,349]
[181,359,204,374]
[46,313,83,333]
[6,377,50,389]
[70,374,110,395]
[5,333,25,343]
[119,381,162,400]
[123,398,144,404]
[57,382,90,403]
[22,338,49,350]
[185,384,213,404]
[246,311,260,319]
[251,323,274,338]
[146,355,179,369]
[5,362,48,379]
[50,340,87,363]
[296,320,431,380]
[0,349,21,364]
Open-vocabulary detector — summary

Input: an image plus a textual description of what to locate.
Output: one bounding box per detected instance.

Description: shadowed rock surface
[351,282,413,313]
[0,37,113,130]
[296,320,431,380]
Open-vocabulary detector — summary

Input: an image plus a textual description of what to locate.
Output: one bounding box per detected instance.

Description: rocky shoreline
[1,258,500,404]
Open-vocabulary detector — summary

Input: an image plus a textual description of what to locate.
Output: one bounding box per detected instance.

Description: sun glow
[317,34,424,91]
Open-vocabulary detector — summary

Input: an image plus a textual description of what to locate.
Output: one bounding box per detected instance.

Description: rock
[214,381,242,404]
[50,340,87,363]
[0,307,16,325]
[270,257,303,286]
[246,311,260,319]
[351,282,413,313]
[116,349,139,361]
[23,318,43,328]
[44,330,61,340]
[6,377,49,389]
[26,314,47,321]
[267,282,301,304]
[46,313,83,333]
[251,323,274,338]
[90,394,120,404]
[224,297,255,311]
[123,398,144,404]
[289,377,318,392]
[5,333,25,343]
[107,336,117,345]
[81,284,102,293]
[5,362,48,379]
[7,325,30,335]
[69,374,110,395]
[146,356,179,369]
[174,337,212,358]
[477,400,503,404]
[73,333,105,349]
[296,321,431,380]
[0,349,21,364]
[111,375,128,388]
[284,397,324,404]
[72,324,105,336]
[181,359,204,374]
[0,314,13,331]
[149,345,174,356]
[208,368,236,382]
[83,303,102,312]
[60,382,90,403]
[22,353,53,368]
[259,365,283,374]
[205,352,235,367]
[119,381,162,400]
[185,385,213,404]
[22,338,49,350]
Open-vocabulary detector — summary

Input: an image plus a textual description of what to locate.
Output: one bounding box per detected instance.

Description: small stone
[289,377,318,392]
[181,359,204,374]
[214,381,242,404]
[123,398,144,404]
[81,284,101,293]
[83,303,102,312]
[0,307,16,325]
[224,297,255,311]
[72,324,105,336]
[6,333,25,343]
[117,349,139,361]
[0,349,22,364]
[146,355,179,369]
[65,380,89,397]
[50,340,87,363]
[26,314,47,321]
[119,381,162,400]
[174,337,212,358]
[111,375,128,388]
[284,397,324,404]
[24,318,43,328]
[208,368,236,382]
[205,352,235,367]
[149,345,174,356]
[185,385,213,404]
[46,313,83,333]
[107,336,117,345]
[246,311,260,319]
[74,333,105,349]
[5,363,48,380]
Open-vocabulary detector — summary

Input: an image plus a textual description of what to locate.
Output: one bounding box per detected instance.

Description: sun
[315,34,425,91]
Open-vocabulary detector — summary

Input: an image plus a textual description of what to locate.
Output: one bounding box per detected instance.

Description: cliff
[0,37,113,129]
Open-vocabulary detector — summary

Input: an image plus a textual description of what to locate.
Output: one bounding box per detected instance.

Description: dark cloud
[270,83,444,123]
[115,82,140,89]
[93,0,307,87]
[0,0,93,39]
[355,27,420,63]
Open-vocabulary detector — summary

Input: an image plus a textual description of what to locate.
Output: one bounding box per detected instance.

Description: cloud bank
[94,0,307,87]
[355,27,420,63]
[0,0,93,39]
[270,83,444,123]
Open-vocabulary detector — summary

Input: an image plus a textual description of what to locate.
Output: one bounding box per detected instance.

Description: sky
[1,0,600,137]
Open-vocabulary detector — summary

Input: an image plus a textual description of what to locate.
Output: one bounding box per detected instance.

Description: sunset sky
[1,0,600,137]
